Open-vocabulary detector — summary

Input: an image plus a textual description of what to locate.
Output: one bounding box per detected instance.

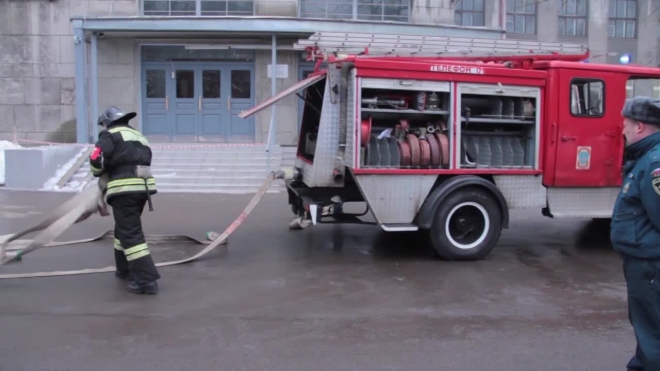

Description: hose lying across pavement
[0,170,285,279]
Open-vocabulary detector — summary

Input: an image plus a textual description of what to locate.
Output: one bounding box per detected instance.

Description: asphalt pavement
[0,189,635,371]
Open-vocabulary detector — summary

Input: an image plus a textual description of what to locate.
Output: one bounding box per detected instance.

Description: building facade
[0,0,658,146]
[457,0,660,97]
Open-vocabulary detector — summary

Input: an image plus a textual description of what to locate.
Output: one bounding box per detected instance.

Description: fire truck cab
[240,33,660,261]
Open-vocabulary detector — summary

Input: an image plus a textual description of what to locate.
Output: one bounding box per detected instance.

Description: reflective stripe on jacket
[89,123,157,199]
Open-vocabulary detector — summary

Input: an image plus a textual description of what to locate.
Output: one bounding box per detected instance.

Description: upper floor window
[608,0,636,38]
[454,0,485,27]
[142,0,254,16]
[298,0,409,23]
[506,0,536,34]
[558,0,587,36]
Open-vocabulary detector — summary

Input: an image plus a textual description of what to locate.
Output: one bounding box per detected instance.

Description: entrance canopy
[72,16,504,39]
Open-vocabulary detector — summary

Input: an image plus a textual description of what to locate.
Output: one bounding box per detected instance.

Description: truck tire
[428,186,503,261]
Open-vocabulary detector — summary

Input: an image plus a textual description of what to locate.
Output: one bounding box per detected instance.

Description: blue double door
[141,63,255,142]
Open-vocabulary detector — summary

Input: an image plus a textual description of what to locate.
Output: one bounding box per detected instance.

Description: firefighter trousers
[623,257,660,371]
[109,193,160,284]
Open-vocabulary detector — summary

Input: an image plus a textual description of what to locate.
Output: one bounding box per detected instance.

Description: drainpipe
[91,32,99,140]
[73,21,89,144]
[267,34,277,172]
[500,0,506,38]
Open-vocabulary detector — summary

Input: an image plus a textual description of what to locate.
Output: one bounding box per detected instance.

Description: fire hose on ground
[0,169,290,279]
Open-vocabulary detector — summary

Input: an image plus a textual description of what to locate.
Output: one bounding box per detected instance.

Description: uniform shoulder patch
[652,171,660,196]
[652,167,660,178]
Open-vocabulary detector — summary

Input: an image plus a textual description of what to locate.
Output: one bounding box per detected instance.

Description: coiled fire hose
[0,169,289,279]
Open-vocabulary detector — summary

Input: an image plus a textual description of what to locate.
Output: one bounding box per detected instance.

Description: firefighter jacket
[611,131,660,259]
[89,123,157,200]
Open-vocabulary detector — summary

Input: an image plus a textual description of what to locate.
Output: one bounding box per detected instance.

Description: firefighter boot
[289,216,311,230]
[127,280,158,295]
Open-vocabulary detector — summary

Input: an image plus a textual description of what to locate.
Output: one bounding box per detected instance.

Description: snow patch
[41,147,88,192]
[0,140,23,185]
[154,172,177,178]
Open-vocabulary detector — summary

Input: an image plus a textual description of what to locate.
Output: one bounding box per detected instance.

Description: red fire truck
[240,32,660,261]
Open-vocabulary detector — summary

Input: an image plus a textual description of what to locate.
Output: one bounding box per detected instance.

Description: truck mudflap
[416,175,510,230]
[285,178,369,226]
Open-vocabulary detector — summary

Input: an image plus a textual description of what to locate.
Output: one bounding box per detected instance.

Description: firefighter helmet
[97,106,137,127]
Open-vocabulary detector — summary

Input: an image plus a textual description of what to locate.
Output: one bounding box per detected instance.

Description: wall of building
[410,0,454,25]
[2,0,660,145]
[491,0,659,68]
[0,0,77,143]
[0,0,141,144]
[492,0,660,97]
[255,50,301,144]
[97,38,140,127]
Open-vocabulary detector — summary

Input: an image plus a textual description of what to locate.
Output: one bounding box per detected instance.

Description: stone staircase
[61,144,297,193]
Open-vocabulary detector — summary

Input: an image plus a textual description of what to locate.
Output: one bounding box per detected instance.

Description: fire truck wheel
[429,187,502,261]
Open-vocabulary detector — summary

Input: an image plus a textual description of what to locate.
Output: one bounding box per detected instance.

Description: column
[73,20,89,143]
[633,0,656,96]
[588,0,609,63]
[90,32,99,139]
[536,0,558,42]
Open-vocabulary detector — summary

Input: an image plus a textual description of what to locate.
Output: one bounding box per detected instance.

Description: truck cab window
[570,78,604,117]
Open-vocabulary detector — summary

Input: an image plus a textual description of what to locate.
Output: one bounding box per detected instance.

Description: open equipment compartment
[296,75,327,163]
[357,77,452,169]
[456,83,541,170]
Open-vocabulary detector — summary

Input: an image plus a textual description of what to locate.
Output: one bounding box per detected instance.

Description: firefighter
[89,107,161,295]
[611,96,660,370]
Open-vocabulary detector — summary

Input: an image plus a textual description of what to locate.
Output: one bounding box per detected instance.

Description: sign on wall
[268,64,289,79]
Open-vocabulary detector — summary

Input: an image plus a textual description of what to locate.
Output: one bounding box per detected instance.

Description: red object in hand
[90,146,101,160]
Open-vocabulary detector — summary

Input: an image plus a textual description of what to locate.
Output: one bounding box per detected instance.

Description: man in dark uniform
[89,107,161,295]
[611,96,660,370]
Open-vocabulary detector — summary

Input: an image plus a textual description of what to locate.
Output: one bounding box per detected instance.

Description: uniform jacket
[611,131,660,259]
[89,122,157,200]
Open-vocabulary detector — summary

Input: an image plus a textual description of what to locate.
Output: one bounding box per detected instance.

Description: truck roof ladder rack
[295,32,590,68]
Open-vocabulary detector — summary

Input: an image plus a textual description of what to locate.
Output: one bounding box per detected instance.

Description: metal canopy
[294,32,588,58]
[71,16,503,40]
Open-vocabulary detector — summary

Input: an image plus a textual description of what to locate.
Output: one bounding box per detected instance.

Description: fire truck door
[553,71,624,187]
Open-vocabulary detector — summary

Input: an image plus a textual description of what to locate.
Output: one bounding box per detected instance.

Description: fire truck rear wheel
[429,187,502,261]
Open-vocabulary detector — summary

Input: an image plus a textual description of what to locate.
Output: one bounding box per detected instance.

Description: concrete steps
[60,144,297,194]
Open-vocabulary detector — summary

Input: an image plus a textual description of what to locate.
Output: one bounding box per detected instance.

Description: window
[626,77,660,100]
[608,0,636,38]
[298,0,409,23]
[558,0,587,36]
[506,0,536,34]
[454,0,485,27]
[142,0,254,16]
[570,79,604,117]
[231,70,252,99]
